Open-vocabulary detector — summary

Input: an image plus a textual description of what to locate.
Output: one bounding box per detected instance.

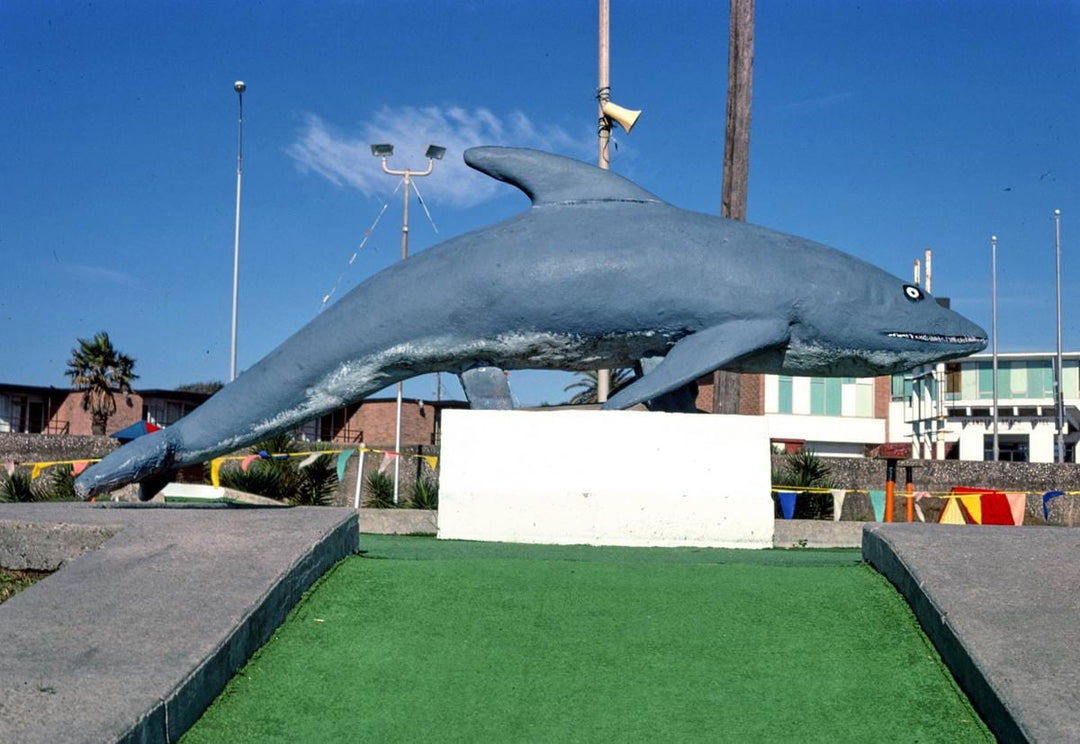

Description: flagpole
[230,80,246,382]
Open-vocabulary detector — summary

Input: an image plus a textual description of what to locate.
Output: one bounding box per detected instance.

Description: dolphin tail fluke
[459,366,515,410]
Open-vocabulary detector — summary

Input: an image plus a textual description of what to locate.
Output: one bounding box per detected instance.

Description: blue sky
[2,0,1078,406]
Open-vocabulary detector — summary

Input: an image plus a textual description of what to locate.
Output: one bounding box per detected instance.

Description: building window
[810,377,842,415]
[946,363,961,398]
[144,399,196,427]
[891,374,913,401]
[984,435,1028,462]
[6,395,47,434]
[978,363,994,399]
[777,376,793,414]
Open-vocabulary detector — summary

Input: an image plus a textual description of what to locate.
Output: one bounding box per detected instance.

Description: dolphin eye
[903,284,924,302]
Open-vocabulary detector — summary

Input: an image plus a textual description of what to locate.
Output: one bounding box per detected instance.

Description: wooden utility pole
[713,0,755,413]
[596,0,612,402]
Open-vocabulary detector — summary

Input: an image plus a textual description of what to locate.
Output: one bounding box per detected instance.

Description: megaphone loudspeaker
[601,101,641,134]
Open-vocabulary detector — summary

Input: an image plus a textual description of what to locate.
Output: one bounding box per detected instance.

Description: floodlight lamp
[234,81,246,93]
[370,143,394,158]
[425,145,446,161]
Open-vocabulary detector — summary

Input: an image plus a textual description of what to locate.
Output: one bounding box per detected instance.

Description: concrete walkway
[864,524,1080,744]
[0,503,358,744]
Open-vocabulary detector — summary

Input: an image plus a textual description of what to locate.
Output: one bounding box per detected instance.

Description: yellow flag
[422,456,439,471]
[30,463,44,481]
[958,495,983,524]
[938,497,966,525]
[210,458,224,488]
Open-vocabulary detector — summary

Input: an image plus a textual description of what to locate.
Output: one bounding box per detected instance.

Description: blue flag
[778,491,797,520]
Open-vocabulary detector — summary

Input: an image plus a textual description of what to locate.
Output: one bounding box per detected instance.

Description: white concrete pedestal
[438,410,773,549]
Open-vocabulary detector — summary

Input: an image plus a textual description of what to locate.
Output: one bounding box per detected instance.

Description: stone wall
[773,454,1080,526]
[331,444,440,508]
[782,455,1080,493]
[0,433,119,465]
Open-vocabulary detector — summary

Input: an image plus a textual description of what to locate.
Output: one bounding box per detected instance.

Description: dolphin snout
[74,429,176,500]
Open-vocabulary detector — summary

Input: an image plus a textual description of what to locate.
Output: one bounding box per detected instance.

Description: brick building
[0,384,210,437]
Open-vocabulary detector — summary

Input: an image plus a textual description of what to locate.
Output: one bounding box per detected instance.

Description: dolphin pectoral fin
[459,366,515,410]
[644,383,701,413]
[603,319,790,411]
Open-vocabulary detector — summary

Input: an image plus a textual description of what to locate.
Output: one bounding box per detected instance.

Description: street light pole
[371,144,443,504]
[1055,209,1065,463]
[230,80,246,382]
[992,235,999,461]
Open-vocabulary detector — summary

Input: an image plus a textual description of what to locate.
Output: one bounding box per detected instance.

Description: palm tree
[563,368,634,405]
[65,332,138,435]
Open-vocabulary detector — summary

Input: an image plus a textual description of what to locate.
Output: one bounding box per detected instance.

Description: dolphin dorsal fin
[464,146,664,207]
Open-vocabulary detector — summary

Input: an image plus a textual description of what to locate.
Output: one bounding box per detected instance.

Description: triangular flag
[913,492,931,523]
[3,461,14,475]
[422,455,439,472]
[1043,491,1066,520]
[298,452,320,469]
[30,463,44,481]
[210,458,224,488]
[939,497,966,524]
[336,449,355,482]
[240,454,259,472]
[980,492,1013,525]
[72,460,90,476]
[869,490,886,521]
[830,489,846,521]
[778,491,797,520]
[958,495,984,524]
[1006,493,1026,526]
[379,452,398,474]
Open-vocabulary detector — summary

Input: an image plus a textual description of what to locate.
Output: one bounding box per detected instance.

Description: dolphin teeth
[886,332,986,344]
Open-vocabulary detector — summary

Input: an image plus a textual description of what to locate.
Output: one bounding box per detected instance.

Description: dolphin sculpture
[74,146,986,499]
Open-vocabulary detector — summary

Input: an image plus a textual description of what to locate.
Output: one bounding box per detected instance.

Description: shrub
[364,471,396,508]
[409,477,439,510]
[772,450,834,520]
[216,435,339,506]
[0,466,78,503]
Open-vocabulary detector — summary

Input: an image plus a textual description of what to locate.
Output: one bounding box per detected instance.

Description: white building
[893,352,1080,463]
[761,374,889,457]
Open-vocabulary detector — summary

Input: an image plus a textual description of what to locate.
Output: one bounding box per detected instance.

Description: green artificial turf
[183,536,991,743]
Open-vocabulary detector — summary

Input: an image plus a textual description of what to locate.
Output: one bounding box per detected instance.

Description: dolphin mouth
[885,331,987,345]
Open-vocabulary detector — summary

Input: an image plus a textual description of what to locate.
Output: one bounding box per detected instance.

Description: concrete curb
[864,522,1080,742]
[357,508,437,535]
[0,520,124,570]
[0,503,358,744]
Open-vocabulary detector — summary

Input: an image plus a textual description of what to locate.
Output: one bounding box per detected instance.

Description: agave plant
[364,471,396,508]
[217,434,339,506]
[772,449,834,520]
[0,466,77,503]
[409,477,439,510]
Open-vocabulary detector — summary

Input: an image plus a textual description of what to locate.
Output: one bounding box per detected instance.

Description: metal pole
[376,154,436,503]
[1055,209,1065,463]
[393,171,411,505]
[230,81,245,382]
[595,0,611,403]
[992,235,999,461]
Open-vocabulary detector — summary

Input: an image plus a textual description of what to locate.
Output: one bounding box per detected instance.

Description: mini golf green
[183,536,991,742]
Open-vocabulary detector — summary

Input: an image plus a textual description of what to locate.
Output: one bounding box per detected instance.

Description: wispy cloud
[62,263,141,288]
[287,106,590,207]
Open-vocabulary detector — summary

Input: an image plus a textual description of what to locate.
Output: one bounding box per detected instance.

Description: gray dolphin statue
[74,146,986,499]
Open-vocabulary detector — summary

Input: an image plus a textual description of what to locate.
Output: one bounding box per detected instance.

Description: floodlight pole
[1055,209,1065,463]
[230,81,246,382]
[378,153,436,505]
[992,235,999,462]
